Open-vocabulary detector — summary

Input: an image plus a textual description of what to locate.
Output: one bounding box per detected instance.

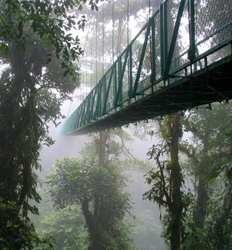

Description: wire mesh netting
[63,0,232,134]
[195,0,232,55]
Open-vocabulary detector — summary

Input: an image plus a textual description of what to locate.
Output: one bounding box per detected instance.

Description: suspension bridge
[63,0,232,135]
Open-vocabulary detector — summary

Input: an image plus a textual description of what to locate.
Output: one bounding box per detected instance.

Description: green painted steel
[63,0,232,135]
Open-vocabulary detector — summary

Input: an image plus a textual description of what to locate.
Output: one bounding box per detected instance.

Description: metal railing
[63,0,232,134]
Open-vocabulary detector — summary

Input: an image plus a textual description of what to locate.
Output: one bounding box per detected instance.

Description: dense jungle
[0,0,232,250]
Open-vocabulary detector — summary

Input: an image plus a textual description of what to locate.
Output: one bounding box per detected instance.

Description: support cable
[127,2,130,46]
[102,2,105,74]
[90,28,93,88]
[127,0,130,88]
[112,0,115,62]
[84,33,88,98]
[95,13,98,84]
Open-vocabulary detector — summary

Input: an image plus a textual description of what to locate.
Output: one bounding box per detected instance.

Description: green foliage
[145,114,187,250]
[182,171,232,250]
[0,0,102,248]
[48,135,133,250]
[0,198,53,249]
[37,205,88,250]
[48,157,132,250]
[179,103,232,250]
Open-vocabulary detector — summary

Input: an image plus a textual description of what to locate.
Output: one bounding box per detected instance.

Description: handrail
[63,0,232,134]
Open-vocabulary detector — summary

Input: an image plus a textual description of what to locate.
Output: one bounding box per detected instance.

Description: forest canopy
[0,0,101,248]
[0,0,232,250]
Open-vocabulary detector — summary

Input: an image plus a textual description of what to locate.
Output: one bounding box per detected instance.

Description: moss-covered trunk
[167,113,183,250]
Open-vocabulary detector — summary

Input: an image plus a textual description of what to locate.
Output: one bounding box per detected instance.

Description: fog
[1,0,232,249]
[38,112,165,249]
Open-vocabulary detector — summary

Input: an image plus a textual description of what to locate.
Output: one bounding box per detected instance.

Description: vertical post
[94,88,98,119]
[86,95,91,122]
[90,91,94,121]
[96,86,100,118]
[151,16,156,85]
[87,94,91,123]
[128,45,133,99]
[188,0,196,62]
[117,56,122,106]
[99,84,102,116]
[81,101,86,126]
[89,94,93,122]
[113,62,118,109]
[79,106,82,128]
[81,104,85,127]
[75,109,80,130]
[160,1,168,79]
[103,69,113,114]
[102,76,106,115]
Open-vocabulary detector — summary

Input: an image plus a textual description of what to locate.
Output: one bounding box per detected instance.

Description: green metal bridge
[63,0,232,135]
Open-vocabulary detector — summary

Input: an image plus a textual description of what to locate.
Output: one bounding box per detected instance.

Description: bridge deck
[63,0,232,135]
[74,52,232,134]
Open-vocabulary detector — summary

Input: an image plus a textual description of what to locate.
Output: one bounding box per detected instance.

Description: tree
[145,113,187,250]
[211,165,232,250]
[37,205,88,250]
[0,0,100,248]
[48,132,132,250]
[180,103,232,249]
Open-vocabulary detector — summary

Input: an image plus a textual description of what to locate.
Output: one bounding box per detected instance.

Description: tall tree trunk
[214,169,232,250]
[84,131,109,250]
[97,131,108,166]
[81,199,103,250]
[193,172,208,228]
[167,113,183,250]
[193,135,209,228]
